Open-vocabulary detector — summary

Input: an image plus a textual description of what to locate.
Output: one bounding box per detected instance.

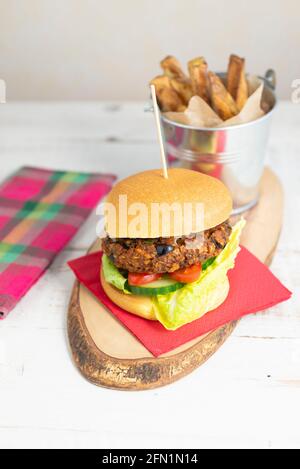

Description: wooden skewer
[150,84,168,179]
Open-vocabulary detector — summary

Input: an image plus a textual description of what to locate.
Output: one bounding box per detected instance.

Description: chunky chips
[150,54,249,119]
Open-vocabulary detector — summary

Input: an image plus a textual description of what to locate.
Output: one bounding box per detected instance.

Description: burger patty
[102,220,232,274]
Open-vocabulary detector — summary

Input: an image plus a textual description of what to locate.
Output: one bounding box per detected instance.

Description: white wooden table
[0,101,299,449]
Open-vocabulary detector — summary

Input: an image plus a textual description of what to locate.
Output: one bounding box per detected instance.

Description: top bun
[105,168,232,238]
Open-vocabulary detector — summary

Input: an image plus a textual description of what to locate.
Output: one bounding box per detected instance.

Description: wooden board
[67,168,283,390]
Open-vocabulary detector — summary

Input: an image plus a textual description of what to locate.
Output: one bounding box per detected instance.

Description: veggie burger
[101,168,244,330]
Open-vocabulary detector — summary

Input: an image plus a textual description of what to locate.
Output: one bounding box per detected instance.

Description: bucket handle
[264,69,276,90]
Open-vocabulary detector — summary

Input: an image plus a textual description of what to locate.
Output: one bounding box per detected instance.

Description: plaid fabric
[0,166,115,319]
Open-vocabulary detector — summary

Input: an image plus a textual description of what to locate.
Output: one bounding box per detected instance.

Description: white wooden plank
[1,427,299,449]
[0,101,298,145]
[0,100,299,448]
[1,329,300,445]
[0,101,154,143]
[0,142,162,185]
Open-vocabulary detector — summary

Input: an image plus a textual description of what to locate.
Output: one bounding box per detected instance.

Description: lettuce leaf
[102,219,245,330]
[153,219,245,329]
[102,254,129,293]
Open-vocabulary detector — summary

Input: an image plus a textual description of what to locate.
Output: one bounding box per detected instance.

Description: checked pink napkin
[0,166,115,319]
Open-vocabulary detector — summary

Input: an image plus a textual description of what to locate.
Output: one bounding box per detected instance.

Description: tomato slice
[169,264,202,283]
[128,272,162,286]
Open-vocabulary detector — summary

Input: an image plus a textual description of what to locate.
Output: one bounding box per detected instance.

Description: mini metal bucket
[160,70,277,214]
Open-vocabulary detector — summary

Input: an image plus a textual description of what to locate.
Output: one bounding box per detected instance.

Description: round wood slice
[67,168,283,390]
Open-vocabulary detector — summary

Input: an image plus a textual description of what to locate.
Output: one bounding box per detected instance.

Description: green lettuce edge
[102,254,130,293]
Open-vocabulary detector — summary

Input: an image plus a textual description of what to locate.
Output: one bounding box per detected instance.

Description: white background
[0,0,299,100]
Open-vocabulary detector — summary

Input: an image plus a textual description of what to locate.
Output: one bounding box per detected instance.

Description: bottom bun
[100,268,157,321]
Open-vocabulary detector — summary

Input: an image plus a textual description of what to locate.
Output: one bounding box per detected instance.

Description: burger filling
[101,219,245,330]
[103,220,232,279]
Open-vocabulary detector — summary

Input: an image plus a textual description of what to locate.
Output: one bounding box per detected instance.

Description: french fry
[170,77,193,105]
[150,75,186,112]
[160,55,186,79]
[227,54,248,111]
[208,71,239,120]
[188,57,210,103]
[160,56,192,105]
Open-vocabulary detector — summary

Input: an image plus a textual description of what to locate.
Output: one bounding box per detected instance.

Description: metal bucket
[160,70,277,214]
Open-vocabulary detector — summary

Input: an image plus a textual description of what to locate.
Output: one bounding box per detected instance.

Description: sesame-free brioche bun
[100,268,156,321]
[105,168,232,238]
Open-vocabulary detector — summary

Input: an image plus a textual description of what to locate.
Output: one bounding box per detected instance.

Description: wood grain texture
[68,284,237,390]
[67,167,283,390]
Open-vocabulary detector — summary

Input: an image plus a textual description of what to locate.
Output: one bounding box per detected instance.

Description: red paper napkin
[68,248,291,357]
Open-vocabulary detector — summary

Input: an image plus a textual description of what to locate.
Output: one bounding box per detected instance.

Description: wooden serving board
[67,168,283,390]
